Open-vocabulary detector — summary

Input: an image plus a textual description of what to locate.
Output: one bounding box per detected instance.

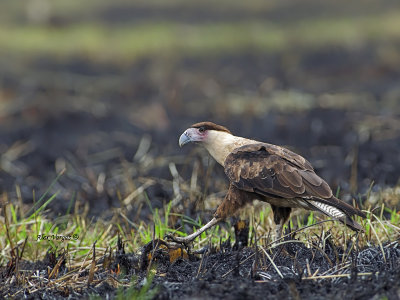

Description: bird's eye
[199,127,205,133]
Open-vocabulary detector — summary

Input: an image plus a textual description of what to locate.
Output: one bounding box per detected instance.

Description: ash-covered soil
[2,236,400,299]
[1,2,400,298]
[152,243,400,300]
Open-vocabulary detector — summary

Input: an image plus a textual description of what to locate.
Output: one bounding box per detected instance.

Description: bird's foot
[164,235,211,255]
[165,217,222,249]
[165,234,192,247]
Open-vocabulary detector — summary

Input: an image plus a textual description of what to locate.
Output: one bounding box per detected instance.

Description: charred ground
[1,0,400,299]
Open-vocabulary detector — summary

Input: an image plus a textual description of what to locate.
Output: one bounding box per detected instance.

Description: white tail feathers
[308,200,364,231]
[309,200,346,219]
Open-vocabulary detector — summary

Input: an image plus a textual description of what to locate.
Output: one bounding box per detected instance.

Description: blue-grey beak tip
[179,133,191,147]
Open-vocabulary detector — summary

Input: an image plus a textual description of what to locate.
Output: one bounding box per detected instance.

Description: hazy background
[0,0,399,220]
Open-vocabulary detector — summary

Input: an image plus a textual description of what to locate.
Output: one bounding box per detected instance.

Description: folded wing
[224,143,365,230]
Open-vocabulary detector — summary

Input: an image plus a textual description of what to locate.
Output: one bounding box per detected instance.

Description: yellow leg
[168,217,221,245]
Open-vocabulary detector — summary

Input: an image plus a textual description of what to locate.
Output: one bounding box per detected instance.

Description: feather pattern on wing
[224,143,366,222]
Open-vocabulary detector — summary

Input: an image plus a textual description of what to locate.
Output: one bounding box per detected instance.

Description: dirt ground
[1,1,400,299]
[2,234,400,299]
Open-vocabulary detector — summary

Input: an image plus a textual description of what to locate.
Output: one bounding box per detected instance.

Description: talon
[165,217,221,248]
[193,245,209,255]
[166,234,185,244]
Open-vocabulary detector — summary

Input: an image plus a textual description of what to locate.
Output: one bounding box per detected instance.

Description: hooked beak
[179,128,201,147]
[179,131,191,147]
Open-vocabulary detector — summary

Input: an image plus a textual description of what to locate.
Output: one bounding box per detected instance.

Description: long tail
[306,197,365,231]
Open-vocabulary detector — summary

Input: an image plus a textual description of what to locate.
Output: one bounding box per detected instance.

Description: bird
[173,121,365,244]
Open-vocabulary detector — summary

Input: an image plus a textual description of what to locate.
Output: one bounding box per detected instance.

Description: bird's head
[178,121,232,147]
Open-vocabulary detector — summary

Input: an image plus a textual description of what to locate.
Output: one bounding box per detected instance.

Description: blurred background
[0,0,399,222]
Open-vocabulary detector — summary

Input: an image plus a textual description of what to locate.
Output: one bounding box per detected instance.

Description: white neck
[203,131,256,165]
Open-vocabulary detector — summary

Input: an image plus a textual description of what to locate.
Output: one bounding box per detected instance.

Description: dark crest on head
[191,121,232,134]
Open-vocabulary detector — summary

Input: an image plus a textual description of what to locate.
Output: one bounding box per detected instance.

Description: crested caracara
[174,121,365,244]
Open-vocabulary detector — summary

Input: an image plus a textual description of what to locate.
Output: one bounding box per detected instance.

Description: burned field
[2,228,400,299]
[1,54,399,299]
[1,0,400,299]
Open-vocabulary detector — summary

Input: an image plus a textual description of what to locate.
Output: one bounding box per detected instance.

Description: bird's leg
[275,223,283,240]
[271,205,292,241]
[168,184,251,246]
[168,217,221,245]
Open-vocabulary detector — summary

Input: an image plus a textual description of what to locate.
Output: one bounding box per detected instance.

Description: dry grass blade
[311,268,320,277]
[72,245,94,281]
[190,160,199,201]
[252,215,259,277]
[0,141,34,176]
[119,212,138,228]
[88,241,97,285]
[169,162,183,205]
[303,272,378,280]
[134,135,152,161]
[2,193,15,254]
[320,263,351,276]
[146,230,160,275]
[306,259,312,277]
[372,214,391,240]
[48,253,65,280]
[368,219,386,263]
[221,220,339,279]
[196,248,206,278]
[222,252,256,278]
[122,179,155,206]
[263,219,336,249]
[270,238,335,268]
[260,246,283,278]
[103,247,112,270]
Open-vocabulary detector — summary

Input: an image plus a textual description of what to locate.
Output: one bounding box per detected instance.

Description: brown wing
[224,143,365,219]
